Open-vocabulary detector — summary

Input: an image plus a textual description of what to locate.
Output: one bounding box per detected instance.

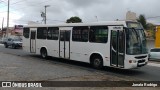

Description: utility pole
[1,17,4,30]
[44,5,50,24]
[1,18,4,38]
[41,12,45,23]
[6,0,10,38]
[95,16,98,22]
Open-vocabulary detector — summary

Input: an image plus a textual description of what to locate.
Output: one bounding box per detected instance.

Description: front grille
[138,59,145,63]
[135,55,147,59]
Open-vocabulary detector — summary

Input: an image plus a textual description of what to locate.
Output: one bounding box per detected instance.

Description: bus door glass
[109,26,125,68]
[59,28,71,59]
[30,29,36,53]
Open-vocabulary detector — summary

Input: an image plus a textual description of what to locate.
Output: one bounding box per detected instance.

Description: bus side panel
[46,40,59,57]
[70,41,110,66]
[70,42,90,62]
[36,39,46,55]
[36,39,59,57]
[88,43,110,66]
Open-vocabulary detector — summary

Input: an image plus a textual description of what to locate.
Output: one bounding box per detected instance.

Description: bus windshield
[126,28,148,55]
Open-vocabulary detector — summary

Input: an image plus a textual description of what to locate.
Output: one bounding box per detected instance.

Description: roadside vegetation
[137,14,156,39]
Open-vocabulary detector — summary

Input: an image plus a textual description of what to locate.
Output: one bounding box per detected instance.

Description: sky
[0,0,160,27]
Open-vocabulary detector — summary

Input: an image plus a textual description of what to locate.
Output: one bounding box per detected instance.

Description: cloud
[0,0,160,26]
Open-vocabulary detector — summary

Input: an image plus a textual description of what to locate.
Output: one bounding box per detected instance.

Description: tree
[66,16,82,23]
[146,23,156,39]
[137,14,147,29]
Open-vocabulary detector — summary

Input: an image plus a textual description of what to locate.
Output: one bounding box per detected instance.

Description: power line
[0,0,55,15]
[146,16,160,19]
[0,0,52,10]
[0,0,5,3]
[0,0,26,7]
[10,0,26,5]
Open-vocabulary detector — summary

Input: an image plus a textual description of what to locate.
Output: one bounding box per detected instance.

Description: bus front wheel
[40,48,48,59]
[91,56,103,69]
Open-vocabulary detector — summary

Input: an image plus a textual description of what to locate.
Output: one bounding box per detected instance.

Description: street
[0,44,160,81]
[0,44,160,90]
[0,44,136,81]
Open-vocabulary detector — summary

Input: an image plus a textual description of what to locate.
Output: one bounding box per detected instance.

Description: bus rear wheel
[91,56,103,69]
[40,48,48,59]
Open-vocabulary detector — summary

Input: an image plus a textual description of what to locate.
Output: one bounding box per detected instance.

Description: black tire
[91,56,103,69]
[12,44,16,49]
[4,43,8,48]
[40,48,48,59]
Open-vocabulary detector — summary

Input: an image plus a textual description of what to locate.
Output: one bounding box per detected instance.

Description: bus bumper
[137,61,148,67]
[125,59,148,69]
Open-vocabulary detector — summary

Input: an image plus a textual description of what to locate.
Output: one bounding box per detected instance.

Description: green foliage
[137,14,147,29]
[146,23,156,39]
[66,16,82,23]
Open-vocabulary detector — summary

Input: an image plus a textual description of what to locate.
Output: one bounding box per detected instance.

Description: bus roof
[24,21,137,28]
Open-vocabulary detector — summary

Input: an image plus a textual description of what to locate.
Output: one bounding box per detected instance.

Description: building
[155,26,160,47]
[126,11,137,21]
[0,25,23,39]
[0,27,13,39]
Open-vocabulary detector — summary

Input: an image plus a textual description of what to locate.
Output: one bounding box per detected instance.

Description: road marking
[148,63,160,67]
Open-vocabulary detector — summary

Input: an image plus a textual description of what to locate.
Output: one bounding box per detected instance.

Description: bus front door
[110,26,125,68]
[30,30,36,53]
[59,30,71,59]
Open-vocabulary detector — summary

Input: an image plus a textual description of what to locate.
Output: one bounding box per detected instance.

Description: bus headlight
[129,60,137,63]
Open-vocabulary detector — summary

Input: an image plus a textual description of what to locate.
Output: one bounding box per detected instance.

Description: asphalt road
[0,44,160,81]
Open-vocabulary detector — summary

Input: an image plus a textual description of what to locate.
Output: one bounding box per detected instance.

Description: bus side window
[47,27,59,40]
[72,26,89,42]
[37,27,47,39]
[89,26,108,43]
[52,29,59,40]
[23,28,30,38]
[47,28,52,39]
[89,29,96,42]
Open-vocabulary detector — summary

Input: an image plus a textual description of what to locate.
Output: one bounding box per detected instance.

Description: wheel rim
[94,58,101,67]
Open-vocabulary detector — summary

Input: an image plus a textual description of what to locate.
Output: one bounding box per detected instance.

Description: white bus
[22,21,148,69]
